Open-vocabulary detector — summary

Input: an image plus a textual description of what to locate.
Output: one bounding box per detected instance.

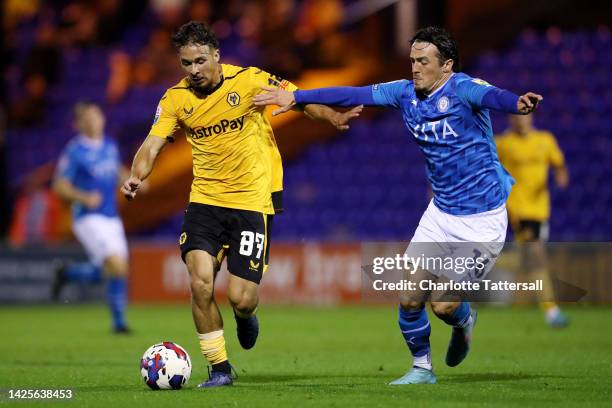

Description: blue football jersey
[55,136,121,219]
[371,73,515,215]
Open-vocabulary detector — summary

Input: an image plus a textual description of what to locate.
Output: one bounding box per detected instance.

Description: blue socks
[65,263,102,283]
[439,301,472,328]
[107,277,127,330]
[65,263,128,331]
[398,306,431,369]
[398,302,472,370]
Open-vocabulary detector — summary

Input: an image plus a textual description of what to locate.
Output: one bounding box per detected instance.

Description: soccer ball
[140,342,192,390]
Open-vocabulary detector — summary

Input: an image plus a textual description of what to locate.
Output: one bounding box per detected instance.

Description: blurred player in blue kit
[255,27,542,384]
[52,101,131,334]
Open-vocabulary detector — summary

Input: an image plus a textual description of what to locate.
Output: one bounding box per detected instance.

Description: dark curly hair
[410,27,461,72]
[171,21,219,51]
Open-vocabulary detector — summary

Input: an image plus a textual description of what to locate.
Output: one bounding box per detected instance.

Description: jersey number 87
[239,231,264,259]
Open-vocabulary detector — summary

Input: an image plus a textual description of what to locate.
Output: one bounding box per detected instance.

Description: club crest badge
[226,92,240,107]
[437,96,450,113]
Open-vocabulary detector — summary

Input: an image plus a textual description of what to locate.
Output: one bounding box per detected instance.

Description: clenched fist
[121,176,143,201]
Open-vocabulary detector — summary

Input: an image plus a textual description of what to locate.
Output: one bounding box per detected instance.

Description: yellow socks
[197,330,228,366]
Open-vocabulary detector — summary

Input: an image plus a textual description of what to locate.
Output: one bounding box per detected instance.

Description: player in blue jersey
[52,101,131,334]
[255,27,542,384]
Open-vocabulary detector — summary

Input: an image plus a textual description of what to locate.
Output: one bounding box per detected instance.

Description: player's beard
[193,83,208,94]
[188,75,203,88]
[189,77,215,95]
[190,69,222,95]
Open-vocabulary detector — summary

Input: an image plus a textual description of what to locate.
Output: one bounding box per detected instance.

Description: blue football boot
[389,367,437,385]
[445,310,477,367]
[236,314,259,350]
[197,367,235,388]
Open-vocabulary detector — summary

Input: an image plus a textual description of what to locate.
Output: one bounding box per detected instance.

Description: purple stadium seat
[7,25,611,241]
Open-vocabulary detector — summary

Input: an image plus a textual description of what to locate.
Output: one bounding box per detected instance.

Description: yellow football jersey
[495,129,565,221]
[149,64,297,214]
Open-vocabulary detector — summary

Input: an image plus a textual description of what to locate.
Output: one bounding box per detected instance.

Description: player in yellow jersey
[120,21,361,388]
[495,113,569,327]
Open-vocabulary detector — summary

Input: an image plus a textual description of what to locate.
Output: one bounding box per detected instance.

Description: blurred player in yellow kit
[496,113,569,327]
[121,21,361,388]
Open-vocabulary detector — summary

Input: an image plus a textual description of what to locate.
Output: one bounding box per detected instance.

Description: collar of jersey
[191,76,225,96]
[77,134,104,149]
[425,72,454,99]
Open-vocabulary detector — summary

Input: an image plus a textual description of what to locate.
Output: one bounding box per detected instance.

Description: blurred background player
[255,26,542,384]
[496,113,570,328]
[121,21,359,388]
[52,101,131,334]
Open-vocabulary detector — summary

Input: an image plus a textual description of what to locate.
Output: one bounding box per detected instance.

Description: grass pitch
[1,304,611,407]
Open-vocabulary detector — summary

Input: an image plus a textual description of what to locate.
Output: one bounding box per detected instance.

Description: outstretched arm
[254,86,377,116]
[121,135,168,200]
[303,104,363,131]
[481,89,542,114]
[458,79,543,115]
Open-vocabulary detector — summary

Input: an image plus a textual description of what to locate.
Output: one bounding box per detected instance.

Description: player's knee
[430,302,457,318]
[228,288,258,315]
[236,297,258,316]
[230,292,258,314]
[189,273,214,303]
[234,300,257,316]
[399,299,425,311]
[103,255,128,277]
